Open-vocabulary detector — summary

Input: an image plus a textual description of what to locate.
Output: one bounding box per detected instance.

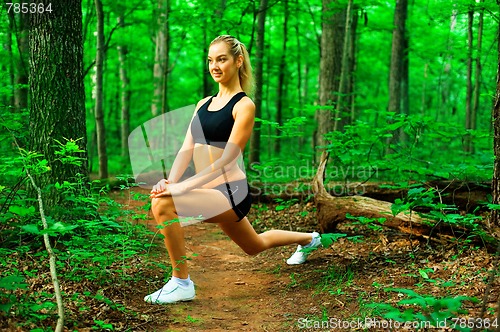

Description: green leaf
[40,222,79,235]
[20,224,40,234]
[9,205,35,217]
[0,275,28,291]
[419,269,430,279]
[320,233,347,247]
[399,297,427,307]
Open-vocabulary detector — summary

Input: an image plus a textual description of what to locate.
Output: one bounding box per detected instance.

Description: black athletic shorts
[212,179,252,222]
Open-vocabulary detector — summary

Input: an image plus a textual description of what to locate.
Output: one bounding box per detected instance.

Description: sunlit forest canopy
[0,0,497,184]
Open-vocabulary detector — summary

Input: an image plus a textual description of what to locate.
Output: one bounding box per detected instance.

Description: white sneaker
[144,278,195,304]
[286,232,322,265]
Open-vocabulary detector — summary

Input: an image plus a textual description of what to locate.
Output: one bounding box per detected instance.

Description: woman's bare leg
[150,188,238,278]
[151,196,189,279]
[152,189,316,274]
[217,217,314,255]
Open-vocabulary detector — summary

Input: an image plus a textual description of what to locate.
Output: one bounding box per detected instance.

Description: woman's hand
[150,180,189,198]
[151,179,169,195]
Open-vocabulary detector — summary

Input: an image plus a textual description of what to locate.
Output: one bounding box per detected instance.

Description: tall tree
[473,0,484,134]
[465,0,484,154]
[94,0,108,179]
[9,11,29,112]
[274,0,289,155]
[464,7,474,153]
[315,0,345,152]
[386,0,408,150]
[29,0,88,211]
[491,0,500,226]
[347,6,359,123]
[151,0,170,116]
[3,7,15,109]
[333,0,353,131]
[249,0,268,165]
[117,10,130,160]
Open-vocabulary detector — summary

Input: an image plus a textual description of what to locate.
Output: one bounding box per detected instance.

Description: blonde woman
[145,35,321,304]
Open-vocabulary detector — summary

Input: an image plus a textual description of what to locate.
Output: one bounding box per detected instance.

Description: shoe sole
[145,295,196,304]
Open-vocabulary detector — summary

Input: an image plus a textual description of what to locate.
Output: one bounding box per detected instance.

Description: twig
[5,114,65,331]
[26,171,65,332]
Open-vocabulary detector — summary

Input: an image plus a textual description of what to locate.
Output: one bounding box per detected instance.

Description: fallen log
[310,152,500,250]
[312,151,429,236]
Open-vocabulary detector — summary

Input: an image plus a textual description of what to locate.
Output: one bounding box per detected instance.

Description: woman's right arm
[167,132,194,183]
[165,97,210,183]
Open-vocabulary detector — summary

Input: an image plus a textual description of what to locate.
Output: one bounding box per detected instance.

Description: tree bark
[11,11,29,112]
[465,8,474,154]
[249,0,268,165]
[29,0,88,213]
[3,8,15,109]
[294,0,305,149]
[151,0,170,116]
[333,0,352,132]
[312,151,426,235]
[117,13,130,160]
[94,0,108,179]
[274,0,289,155]
[491,2,500,226]
[472,0,484,154]
[315,0,345,155]
[347,7,358,123]
[386,0,408,152]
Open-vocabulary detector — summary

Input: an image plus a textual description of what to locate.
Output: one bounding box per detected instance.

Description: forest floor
[3,187,500,331]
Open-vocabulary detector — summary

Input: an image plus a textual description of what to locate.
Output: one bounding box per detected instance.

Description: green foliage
[275,198,298,211]
[365,288,478,331]
[0,143,162,330]
[346,213,386,232]
[389,185,486,242]
[317,265,355,296]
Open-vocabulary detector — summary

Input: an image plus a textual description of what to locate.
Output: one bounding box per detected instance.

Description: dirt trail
[134,218,312,332]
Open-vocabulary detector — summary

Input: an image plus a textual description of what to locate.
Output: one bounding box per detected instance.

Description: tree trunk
[465,8,474,154]
[12,12,29,112]
[386,0,408,152]
[151,0,170,116]
[202,21,213,97]
[117,13,130,160]
[491,4,500,226]
[472,1,484,154]
[348,7,359,123]
[4,9,15,109]
[94,0,108,179]
[249,0,268,165]
[315,0,345,155]
[333,0,352,132]
[294,0,305,149]
[400,32,409,142]
[274,0,289,155]
[29,0,88,213]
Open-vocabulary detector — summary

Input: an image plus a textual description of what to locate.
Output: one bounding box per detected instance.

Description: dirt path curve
[135,221,305,332]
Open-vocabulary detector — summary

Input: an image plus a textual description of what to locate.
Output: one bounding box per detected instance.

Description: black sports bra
[190,92,247,148]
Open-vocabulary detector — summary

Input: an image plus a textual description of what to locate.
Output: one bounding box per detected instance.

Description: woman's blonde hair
[210,35,254,96]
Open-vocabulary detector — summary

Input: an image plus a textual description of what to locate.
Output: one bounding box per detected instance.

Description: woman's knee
[151,197,175,216]
[243,246,262,256]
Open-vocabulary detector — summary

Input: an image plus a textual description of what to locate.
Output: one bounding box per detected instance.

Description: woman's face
[207,42,241,85]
